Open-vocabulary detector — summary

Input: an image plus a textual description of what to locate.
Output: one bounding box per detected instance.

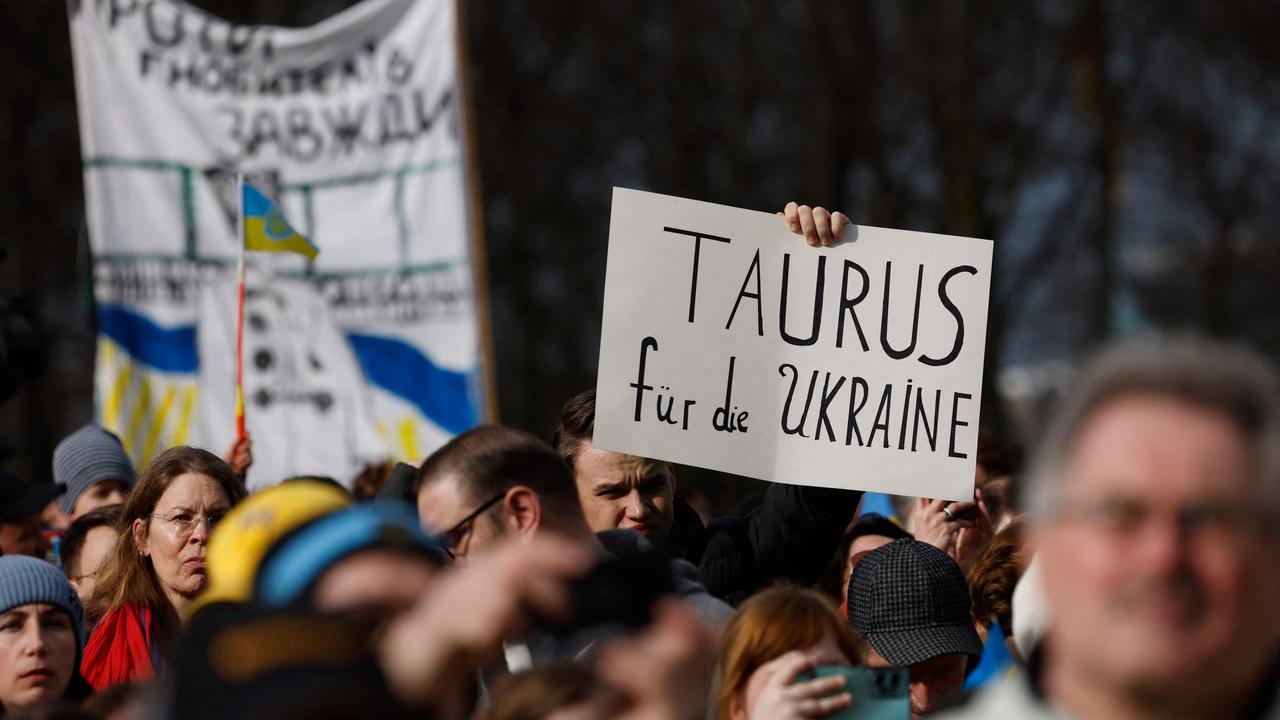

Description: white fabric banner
[595,189,993,502]
[69,0,485,488]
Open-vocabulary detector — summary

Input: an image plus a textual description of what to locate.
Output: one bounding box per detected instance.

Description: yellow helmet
[188,481,353,618]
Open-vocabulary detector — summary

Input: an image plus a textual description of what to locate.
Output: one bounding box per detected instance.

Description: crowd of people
[0,208,1278,719]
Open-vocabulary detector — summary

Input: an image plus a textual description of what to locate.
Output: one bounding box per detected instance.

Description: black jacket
[660,484,862,606]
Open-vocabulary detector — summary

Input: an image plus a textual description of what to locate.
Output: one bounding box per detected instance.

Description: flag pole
[235,174,247,442]
[454,0,499,422]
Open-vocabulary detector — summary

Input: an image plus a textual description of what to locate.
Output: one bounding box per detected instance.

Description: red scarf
[81,604,160,690]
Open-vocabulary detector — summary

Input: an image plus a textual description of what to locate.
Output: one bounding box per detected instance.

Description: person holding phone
[848,539,983,719]
[715,585,865,719]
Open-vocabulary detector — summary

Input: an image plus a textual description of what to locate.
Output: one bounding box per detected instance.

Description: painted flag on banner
[243,183,319,259]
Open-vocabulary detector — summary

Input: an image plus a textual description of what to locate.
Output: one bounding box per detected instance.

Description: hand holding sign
[778,202,853,247]
[911,497,975,556]
[595,189,992,502]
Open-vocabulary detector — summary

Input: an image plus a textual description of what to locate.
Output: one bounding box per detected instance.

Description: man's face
[0,514,49,558]
[70,479,127,519]
[417,475,505,562]
[69,525,117,602]
[572,442,674,543]
[865,646,967,720]
[1040,395,1280,698]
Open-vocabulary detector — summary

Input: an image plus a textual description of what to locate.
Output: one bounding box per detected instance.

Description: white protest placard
[595,188,993,502]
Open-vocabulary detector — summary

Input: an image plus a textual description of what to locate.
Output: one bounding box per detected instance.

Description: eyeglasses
[148,511,225,536]
[1055,496,1276,542]
[441,492,506,560]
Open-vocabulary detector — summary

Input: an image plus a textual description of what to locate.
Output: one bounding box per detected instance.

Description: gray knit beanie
[0,556,85,664]
[53,423,134,515]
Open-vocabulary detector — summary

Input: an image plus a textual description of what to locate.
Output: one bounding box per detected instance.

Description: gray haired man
[946,337,1280,719]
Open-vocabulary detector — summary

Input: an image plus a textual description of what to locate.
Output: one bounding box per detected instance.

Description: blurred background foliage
[3,1,1279,511]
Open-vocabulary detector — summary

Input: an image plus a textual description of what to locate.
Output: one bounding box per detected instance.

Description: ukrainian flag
[242,182,319,259]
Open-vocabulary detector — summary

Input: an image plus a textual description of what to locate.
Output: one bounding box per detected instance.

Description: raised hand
[746,650,853,719]
[778,202,852,247]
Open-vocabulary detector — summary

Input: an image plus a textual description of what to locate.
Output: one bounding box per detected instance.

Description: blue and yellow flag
[242,183,319,259]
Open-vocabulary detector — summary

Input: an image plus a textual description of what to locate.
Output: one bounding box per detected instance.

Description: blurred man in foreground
[945,337,1280,719]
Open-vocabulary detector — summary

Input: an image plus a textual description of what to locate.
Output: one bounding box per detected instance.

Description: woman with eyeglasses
[81,446,246,689]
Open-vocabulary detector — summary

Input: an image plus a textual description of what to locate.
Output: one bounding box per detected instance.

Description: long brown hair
[714,585,863,719]
[84,446,245,637]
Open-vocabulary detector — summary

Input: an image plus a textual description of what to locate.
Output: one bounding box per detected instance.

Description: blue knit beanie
[0,556,86,664]
[255,501,449,609]
[53,423,134,515]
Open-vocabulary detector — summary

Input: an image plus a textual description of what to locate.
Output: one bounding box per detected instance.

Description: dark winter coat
[660,484,862,606]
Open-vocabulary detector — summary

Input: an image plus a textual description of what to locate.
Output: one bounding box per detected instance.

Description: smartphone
[796,666,909,720]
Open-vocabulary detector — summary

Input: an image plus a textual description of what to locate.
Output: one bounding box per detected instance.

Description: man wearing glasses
[944,337,1280,720]
[417,426,587,563]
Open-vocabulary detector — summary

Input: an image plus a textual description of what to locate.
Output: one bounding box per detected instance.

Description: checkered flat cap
[849,538,983,666]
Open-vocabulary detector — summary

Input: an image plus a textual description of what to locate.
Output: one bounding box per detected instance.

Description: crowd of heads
[0,332,1277,719]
